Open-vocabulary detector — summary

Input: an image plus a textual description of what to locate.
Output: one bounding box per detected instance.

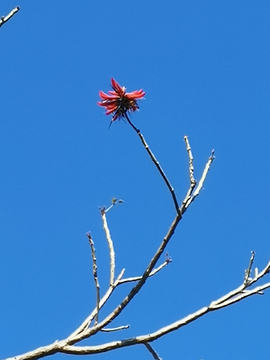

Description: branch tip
[0,6,20,28]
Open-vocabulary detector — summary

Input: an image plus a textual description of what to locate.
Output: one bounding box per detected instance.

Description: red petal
[111,78,125,96]
[108,90,119,96]
[126,90,146,99]
[99,90,119,100]
[106,108,117,115]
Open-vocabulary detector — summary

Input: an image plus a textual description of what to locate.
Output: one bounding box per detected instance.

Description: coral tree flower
[98,78,145,122]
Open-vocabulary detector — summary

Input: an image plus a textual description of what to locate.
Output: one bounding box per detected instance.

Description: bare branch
[4,132,215,360]
[144,343,162,360]
[0,6,20,28]
[100,207,115,286]
[137,131,180,213]
[67,145,211,341]
[209,282,270,309]
[249,258,270,285]
[66,213,181,345]
[244,251,255,285]
[192,149,215,199]
[184,135,196,195]
[68,269,125,338]
[101,325,129,332]
[118,260,170,284]
[13,138,214,354]
[86,232,100,324]
[60,264,270,356]
[183,149,215,209]
[125,114,180,214]
[13,268,267,360]
[210,254,270,309]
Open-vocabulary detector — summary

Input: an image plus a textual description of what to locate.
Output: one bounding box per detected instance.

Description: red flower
[98,78,145,122]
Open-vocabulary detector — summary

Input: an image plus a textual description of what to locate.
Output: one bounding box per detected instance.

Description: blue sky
[1,1,270,359]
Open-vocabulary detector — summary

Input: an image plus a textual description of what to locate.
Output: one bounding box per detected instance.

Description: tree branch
[101,325,129,332]
[86,232,100,324]
[184,135,196,194]
[244,251,255,285]
[4,135,214,360]
[62,139,214,345]
[100,207,115,286]
[0,6,20,28]
[118,260,170,284]
[125,114,180,214]
[59,256,270,356]
[68,269,125,338]
[144,343,162,360]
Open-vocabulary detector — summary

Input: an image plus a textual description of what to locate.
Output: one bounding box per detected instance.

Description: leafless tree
[2,6,270,360]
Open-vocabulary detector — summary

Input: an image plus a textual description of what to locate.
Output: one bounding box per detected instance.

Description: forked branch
[4,135,215,360]
[57,255,270,356]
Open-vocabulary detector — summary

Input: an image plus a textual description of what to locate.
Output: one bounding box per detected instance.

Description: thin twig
[183,149,215,209]
[125,114,180,214]
[210,256,270,309]
[244,251,255,285]
[184,135,196,194]
[144,343,162,360]
[0,6,20,28]
[100,207,115,286]
[101,325,129,332]
[86,232,100,325]
[249,258,270,285]
[105,198,124,213]
[118,261,170,284]
[192,149,215,198]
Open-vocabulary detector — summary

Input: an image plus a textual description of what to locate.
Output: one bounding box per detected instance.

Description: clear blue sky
[1,1,270,359]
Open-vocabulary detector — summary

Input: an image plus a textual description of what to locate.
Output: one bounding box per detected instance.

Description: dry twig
[244,251,255,285]
[101,325,129,332]
[86,232,100,324]
[184,135,196,192]
[100,207,115,286]
[118,260,170,284]
[0,6,20,28]
[125,113,180,214]
[144,343,162,360]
